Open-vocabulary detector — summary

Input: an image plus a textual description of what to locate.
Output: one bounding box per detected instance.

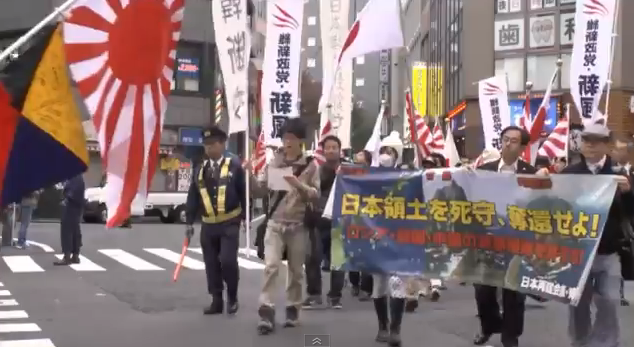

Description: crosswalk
[0,248,266,274]
[0,282,56,347]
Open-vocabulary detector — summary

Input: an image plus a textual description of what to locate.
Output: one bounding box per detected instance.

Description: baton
[173,236,191,282]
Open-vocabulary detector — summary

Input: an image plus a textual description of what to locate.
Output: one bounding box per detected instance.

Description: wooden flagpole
[603,0,620,121]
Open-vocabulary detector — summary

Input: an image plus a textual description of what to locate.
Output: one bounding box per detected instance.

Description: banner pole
[603,0,620,120]
[244,129,251,258]
[0,0,80,62]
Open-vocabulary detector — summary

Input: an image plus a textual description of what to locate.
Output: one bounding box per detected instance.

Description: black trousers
[305,227,345,298]
[200,222,240,301]
[60,205,82,255]
[474,284,525,340]
[349,271,373,293]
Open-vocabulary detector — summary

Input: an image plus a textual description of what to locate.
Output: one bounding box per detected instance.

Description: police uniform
[185,127,247,315]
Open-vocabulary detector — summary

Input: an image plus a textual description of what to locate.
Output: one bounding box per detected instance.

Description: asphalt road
[1,221,634,347]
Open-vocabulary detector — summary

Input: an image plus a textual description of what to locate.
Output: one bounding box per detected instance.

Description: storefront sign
[176,57,200,78]
[560,12,575,46]
[179,127,203,145]
[495,19,524,51]
[529,15,555,48]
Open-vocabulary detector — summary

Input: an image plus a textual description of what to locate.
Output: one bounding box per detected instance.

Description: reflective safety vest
[197,158,242,224]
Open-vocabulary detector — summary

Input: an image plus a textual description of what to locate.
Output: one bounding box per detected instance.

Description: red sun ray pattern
[63,0,183,227]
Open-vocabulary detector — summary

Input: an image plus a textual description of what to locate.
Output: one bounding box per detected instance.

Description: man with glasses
[473,125,537,347]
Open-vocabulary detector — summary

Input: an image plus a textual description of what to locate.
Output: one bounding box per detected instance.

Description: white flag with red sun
[63,0,184,227]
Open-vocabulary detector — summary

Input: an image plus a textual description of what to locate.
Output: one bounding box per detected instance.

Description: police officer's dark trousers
[474,284,525,342]
[200,221,240,302]
[60,204,82,256]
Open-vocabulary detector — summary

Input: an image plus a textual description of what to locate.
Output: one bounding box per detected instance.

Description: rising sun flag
[0,24,88,207]
[63,0,184,227]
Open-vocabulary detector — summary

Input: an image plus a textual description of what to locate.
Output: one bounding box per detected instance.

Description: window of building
[356,56,365,65]
[560,53,572,89]
[307,16,317,26]
[495,57,524,92]
[527,55,559,90]
[307,37,316,47]
[173,43,203,93]
[355,78,365,87]
[307,58,316,68]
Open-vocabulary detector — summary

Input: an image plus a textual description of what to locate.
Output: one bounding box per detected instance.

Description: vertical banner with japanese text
[569,0,616,125]
[320,0,352,148]
[478,75,511,150]
[411,62,427,116]
[213,0,251,134]
[261,0,304,146]
[428,64,444,117]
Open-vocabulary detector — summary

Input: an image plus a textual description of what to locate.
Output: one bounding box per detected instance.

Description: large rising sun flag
[63,0,184,227]
[0,24,88,207]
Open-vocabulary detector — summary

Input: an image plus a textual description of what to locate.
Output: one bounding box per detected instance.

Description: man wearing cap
[185,126,247,316]
[562,123,633,347]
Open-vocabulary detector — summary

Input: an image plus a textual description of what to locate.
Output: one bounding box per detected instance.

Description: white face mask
[379,154,394,167]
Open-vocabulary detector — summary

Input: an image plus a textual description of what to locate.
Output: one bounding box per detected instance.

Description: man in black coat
[474,126,536,347]
[54,174,85,265]
[185,126,247,316]
[563,123,633,347]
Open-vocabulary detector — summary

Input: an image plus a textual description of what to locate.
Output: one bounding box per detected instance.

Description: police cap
[202,126,228,143]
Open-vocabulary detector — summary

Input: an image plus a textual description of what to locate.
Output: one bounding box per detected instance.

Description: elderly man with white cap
[561,122,633,347]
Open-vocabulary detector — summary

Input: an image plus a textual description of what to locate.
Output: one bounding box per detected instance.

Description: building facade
[0,0,259,189]
[399,0,634,159]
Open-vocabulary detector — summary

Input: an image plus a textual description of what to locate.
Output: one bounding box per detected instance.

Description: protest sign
[330,165,617,305]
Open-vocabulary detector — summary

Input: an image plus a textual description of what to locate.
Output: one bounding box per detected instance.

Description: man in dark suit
[185,126,247,316]
[54,174,86,265]
[474,125,537,347]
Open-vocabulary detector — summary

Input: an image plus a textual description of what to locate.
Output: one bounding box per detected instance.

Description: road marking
[98,249,163,271]
[54,255,106,272]
[2,256,45,273]
[0,291,10,297]
[0,300,18,307]
[144,248,205,270]
[0,339,56,347]
[189,248,265,270]
[0,282,3,287]
[0,323,41,333]
[23,240,54,253]
[0,310,28,319]
[238,248,293,267]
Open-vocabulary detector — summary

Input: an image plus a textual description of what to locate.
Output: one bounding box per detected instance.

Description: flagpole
[603,0,620,120]
[565,103,571,163]
[244,128,251,258]
[0,0,80,62]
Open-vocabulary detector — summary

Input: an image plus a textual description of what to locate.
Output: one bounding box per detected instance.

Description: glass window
[356,56,365,65]
[307,16,317,26]
[307,58,316,68]
[355,78,365,87]
[495,57,524,92]
[560,53,572,89]
[527,55,559,90]
[307,37,316,47]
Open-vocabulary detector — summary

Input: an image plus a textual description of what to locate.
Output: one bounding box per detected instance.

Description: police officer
[185,126,247,315]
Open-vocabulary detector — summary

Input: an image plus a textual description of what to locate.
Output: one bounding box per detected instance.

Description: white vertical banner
[569,0,616,125]
[478,75,511,150]
[261,0,304,146]
[319,0,352,148]
[213,0,251,134]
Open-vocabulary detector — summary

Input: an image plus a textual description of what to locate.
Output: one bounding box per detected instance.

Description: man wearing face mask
[371,131,408,347]
[303,135,349,310]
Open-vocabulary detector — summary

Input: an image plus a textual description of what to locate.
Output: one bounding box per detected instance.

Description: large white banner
[478,75,511,150]
[213,0,251,134]
[319,0,352,148]
[569,0,616,125]
[261,0,304,146]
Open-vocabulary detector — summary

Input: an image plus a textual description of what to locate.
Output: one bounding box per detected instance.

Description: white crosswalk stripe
[144,248,205,270]
[0,247,267,274]
[0,324,41,333]
[98,249,163,271]
[2,256,44,273]
[0,284,56,346]
[0,339,56,347]
[0,311,28,319]
[0,300,18,307]
[53,255,105,272]
[0,291,11,297]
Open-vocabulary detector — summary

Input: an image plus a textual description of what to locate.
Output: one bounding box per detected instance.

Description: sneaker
[283,306,299,327]
[14,242,26,250]
[328,297,342,309]
[429,288,441,302]
[621,298,630,306]
[257,305,275,335]
[302,296,323,310]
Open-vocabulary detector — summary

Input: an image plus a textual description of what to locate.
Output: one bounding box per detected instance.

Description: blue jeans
[17,205,33,244]
[569,253,621,347]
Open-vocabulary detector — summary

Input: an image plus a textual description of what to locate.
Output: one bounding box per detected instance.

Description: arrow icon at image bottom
[312,338,322,345]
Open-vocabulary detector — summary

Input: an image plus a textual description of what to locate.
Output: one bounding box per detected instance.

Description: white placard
[267,166,293,191]
[319,0,352,148]
[529,15,555,48]
[494,19,525,51]
[212,0,250,134]
[478,75,511,151]
[560,12,575,46]
[261,0,304,146]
